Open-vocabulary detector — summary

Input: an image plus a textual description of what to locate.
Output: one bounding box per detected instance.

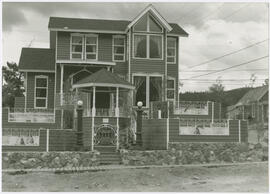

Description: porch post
[92,86,96,117]
[60,64,64,106]
[116,87,119,150]
[115,87,119,117]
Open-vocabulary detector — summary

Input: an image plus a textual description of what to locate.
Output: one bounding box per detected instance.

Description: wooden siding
[169,119,247,143]
[50,31,56,49]
[142,119,167,150]
[57,31,70,60]
[26,72,55,109]
[114,61,128,76]
[49,129,76,151]
[82,117,92,148]
[98,34,112,62]
[2,108,62,129]
[14,97,25,108]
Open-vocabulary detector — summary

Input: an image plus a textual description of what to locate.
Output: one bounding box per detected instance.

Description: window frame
[251,103,256,118]
[167,37,177,64]
[132,73,164,108]
[167,77,175,101]
[112,35,125,62]
[70,33,84,60]
[85,34,98,61]
[133,12,163,33]
[34,75,48,109]
[133,33,163,60]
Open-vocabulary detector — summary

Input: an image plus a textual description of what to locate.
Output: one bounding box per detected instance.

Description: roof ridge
[50,16,131,22]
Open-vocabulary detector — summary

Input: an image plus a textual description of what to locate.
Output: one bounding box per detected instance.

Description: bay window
[113,36,125,61]
[167,37,176,63]
[167,78,175,101]
[35,76,48,108]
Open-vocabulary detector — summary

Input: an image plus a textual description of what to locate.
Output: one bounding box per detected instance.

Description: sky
[2,1,269,92]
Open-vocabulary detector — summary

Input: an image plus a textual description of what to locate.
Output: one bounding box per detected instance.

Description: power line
[185,38,268,69]
[188,55,269,79]
[179,68,268,72]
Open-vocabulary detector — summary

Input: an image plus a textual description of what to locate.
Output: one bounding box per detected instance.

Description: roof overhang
[56,60,116,66]
[125,4,173,32]
[168,33,189,37]
[72,82,135,90]
[19,69,55,73]
[49,28,126,34]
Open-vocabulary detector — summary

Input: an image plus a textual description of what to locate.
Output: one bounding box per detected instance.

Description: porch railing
[81,107,131,118]
[8,108,55,123]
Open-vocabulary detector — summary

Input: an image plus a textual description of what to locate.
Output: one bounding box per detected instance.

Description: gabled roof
[49,17,188,36]
[126,4,172,32]
[73,68,135,90]
[235,85,268,106]
[18,48,55,72]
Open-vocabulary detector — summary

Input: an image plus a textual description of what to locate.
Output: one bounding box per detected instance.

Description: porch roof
[72,68,135,90]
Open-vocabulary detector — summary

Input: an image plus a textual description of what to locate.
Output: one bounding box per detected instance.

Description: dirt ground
[2,163,269,192]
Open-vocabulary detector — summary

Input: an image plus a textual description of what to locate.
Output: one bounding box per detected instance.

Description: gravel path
[2,162,268,192]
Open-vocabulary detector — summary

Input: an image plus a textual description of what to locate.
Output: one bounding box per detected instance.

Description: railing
[82,107,131,118]
[55,92,87,107]
[174,101,209,115]
[8,108,55,123]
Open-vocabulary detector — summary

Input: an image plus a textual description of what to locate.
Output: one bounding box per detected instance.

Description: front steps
[95,146,122,165]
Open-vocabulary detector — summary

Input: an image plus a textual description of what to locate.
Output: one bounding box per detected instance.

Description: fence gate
[94,124,117,149]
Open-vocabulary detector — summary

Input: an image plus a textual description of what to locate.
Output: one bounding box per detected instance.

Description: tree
[208,77,225,103]
[263,78,268,86]
[2,62,24,107]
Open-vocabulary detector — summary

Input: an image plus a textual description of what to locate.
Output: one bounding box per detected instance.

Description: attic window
[134,13,163,33]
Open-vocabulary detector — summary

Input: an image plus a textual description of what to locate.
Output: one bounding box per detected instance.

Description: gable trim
[49,28,126,34]
[126,5,172,32]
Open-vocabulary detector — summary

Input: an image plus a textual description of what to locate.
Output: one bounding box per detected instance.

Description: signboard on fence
[2,129,40,146]
[179,126,229,136]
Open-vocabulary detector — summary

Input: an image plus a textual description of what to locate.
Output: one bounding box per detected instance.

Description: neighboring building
[226,85,268,125]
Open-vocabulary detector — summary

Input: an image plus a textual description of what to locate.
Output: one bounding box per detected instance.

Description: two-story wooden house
[3,5,188,151]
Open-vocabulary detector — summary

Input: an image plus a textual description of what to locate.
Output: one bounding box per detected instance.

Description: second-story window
[113,36,125,61]
[134,34,162,59]
[167,37,176,63]
[71,35,83,59]
[85,35,98,60]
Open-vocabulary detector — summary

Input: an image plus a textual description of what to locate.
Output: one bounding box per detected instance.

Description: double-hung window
[167,78,175,101]
[167,37,176,63]
[113,36,125,61]
[71,34,83,59]
[70,34,98,60]
[35,76,48,108]
[85,35,98,60]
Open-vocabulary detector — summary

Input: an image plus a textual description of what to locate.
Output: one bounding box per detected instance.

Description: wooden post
[92,86,96,117]
[115,87,119,117]
[46,129,49,152]
[238,120,241,143]
[60,64,64,106]
[211,102,214,123]
[166,118,169,150]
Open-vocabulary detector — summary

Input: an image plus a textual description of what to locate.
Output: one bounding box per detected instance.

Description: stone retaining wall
[2,151,100,169]
[120,142,268,166]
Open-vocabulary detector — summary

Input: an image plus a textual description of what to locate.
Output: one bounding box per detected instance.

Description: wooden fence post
[238,120,241,143]
[166,118,169,150]
[46,129,49,152]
